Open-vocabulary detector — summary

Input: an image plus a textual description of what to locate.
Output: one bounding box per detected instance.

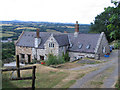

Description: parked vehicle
[109,45,114,52]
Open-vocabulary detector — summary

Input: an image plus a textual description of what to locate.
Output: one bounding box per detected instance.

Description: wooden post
[32,66,36,90]
[16,55,20,78]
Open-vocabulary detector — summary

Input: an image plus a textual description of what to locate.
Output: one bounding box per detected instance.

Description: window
[53,43,54,47]
[49,43,54,47]
[86,44,91,49]
[21,54,25,58]
[79,44,83,49]
[49,43,51,47]
[40,55,44,60]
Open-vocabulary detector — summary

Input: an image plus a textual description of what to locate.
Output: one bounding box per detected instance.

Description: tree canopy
[89,1,120,42]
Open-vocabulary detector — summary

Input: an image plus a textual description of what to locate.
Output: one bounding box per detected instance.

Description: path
[69,50,118,88]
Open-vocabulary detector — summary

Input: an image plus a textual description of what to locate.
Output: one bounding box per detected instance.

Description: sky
[0,0,114,24]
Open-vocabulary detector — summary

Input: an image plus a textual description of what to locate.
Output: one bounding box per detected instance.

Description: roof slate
[16,31,100,53]
[68,33,100,53]
[16,32,69,49]
[53,34,69,47]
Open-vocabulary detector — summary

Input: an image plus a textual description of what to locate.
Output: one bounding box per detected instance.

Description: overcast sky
[1,0,114,24]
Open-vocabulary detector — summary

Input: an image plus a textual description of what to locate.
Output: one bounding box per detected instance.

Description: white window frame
[48,42,54,48]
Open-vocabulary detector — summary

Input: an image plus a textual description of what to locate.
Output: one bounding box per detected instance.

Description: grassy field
[2,63,97,88]
[46,29,60,33]
[15,27,37,30]
[0,33,14,38]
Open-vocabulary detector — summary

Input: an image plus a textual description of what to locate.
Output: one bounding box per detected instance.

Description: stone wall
[37,49,46,60]
[59,46,68,56]
[95,32,110,57]
[69,51,95,62]
[44,34,59,56]
[16,46,32,62]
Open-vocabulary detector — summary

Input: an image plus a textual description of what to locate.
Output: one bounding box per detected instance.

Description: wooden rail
[2,66,36,90]
[2,66,33,71]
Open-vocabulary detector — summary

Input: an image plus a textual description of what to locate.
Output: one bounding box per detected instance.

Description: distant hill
[1,21,90,40]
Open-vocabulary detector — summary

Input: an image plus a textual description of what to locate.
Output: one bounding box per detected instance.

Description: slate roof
[16,31,100,53]
[16,31,69,49]
[68,33,100,53]
[53,34,69,47]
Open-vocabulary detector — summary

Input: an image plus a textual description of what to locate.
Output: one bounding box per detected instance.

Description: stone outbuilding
[15,21,110,63]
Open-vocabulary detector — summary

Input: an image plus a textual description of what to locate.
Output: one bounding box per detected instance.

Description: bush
[32,59,37,64]
[62,51,70,62]
[46,54,65,66]
[114,43,120,49]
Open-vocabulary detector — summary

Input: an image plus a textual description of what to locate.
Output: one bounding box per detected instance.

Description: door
[28,54,31,63]
[40,56,44,60]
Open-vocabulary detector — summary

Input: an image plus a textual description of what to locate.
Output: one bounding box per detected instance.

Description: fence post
[32,66,36,90]
[16,55,20,78]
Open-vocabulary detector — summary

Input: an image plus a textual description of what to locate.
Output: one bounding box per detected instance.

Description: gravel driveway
[69,50,118,88]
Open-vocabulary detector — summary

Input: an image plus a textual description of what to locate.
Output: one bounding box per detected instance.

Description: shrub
[46,54,65,66]
[58,55,65,64]
[62,51,70,62]
[31,59,37,64]
[114,43,120,49]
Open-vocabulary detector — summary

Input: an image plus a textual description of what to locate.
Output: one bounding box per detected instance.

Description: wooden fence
[2,66,36,90]
[2,55,36,90]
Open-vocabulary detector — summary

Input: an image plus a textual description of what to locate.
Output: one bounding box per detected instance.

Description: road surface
[70,50,118,88]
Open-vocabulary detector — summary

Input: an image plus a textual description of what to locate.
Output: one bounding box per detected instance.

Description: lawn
[2,63,97,88]
[2,64,69,88]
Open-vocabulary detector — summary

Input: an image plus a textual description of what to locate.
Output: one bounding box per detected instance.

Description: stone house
[15,21,110,63]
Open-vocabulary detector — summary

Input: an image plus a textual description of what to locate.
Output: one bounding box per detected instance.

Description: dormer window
[49,43,54,47]
[79,44,83,49]
[86,44,90,49]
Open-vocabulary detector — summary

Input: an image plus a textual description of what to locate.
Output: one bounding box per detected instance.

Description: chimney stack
[36,28,39,38]
[75,21,79,32]
[35,28,41,48]
[74,21,79,37]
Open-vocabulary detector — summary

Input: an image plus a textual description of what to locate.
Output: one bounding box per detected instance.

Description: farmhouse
[15,21,110,63]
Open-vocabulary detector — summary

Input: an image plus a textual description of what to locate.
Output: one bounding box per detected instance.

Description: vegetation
[2,63,97,88]
[110,40,120,49]
[62,51,70,62]
[45,54,65,66]
[1,21,90,40]
[2,66,69,88]
[115,79,120,89]
[89,1,120,42]
[2,42,15,64]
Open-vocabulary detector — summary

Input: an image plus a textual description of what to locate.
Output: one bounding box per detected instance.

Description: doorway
[28,54,31,63]
[40,56,44,60]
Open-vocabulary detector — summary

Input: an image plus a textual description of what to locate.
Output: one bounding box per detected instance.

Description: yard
[2,50,117,89]
[2,62,97,88]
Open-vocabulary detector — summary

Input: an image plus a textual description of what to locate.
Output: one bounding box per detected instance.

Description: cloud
[0,0,114,24]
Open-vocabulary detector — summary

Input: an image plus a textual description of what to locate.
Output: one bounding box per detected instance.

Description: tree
[89,1,120,42]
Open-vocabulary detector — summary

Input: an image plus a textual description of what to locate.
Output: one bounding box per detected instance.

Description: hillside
[1,21,90,40]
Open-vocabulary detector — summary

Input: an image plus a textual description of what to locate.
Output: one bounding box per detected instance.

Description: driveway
[69,50,119,88]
